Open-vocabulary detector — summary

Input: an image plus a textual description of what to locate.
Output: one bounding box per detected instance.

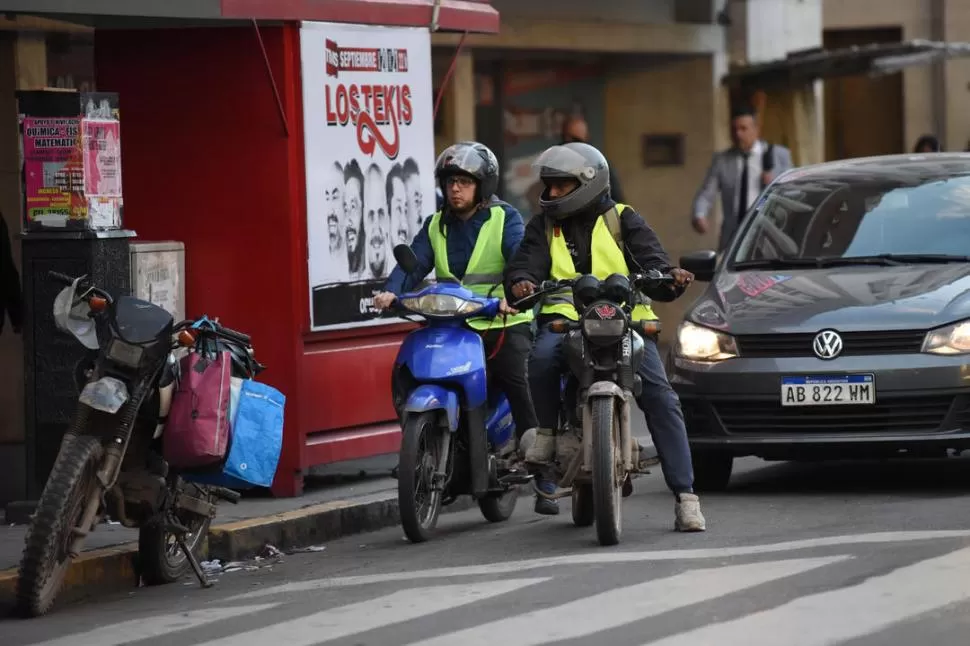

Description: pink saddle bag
[163,350,232,469]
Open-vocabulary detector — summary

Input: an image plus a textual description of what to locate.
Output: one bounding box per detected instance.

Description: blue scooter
[389,245,532,543]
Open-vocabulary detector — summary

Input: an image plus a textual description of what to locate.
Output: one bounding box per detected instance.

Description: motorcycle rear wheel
[16,434,104,617]
[571,484,594,527]
[591,397,623,546]
[138,484,213,585]
[398,412,445,543]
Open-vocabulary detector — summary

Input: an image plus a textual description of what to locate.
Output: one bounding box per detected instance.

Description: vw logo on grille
[812,330,843,360]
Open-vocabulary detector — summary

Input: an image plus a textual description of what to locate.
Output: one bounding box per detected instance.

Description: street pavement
[4,454,970,645]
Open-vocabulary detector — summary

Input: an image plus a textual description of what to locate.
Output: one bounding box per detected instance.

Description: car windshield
[730,167,970,268]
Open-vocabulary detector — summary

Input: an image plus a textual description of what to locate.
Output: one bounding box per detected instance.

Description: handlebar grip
[48,271,76,287]
[217,326,251,345]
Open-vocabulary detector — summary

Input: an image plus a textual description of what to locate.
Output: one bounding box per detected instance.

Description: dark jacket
[1,215,23,334]
[504,196,684,307]
[608,165,624,203]
[384,199,525,295]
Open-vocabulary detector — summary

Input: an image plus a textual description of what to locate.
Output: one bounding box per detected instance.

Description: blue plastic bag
[185,379,285,490]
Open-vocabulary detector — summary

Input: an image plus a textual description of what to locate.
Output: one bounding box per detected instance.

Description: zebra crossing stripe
[640,545,970,646]
[405,556,850,646]
[228,530,970,601]
[191,577,549,646]
[28,604,280,646]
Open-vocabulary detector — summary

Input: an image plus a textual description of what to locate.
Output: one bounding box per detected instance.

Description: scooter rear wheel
[398,412,445,543]
[478,487,518,523]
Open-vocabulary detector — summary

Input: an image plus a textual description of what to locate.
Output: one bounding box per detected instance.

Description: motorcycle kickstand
[166,519,213,589]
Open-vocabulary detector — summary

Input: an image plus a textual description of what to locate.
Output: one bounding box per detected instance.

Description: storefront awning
[2,0,499,33]
[723,39,970,90]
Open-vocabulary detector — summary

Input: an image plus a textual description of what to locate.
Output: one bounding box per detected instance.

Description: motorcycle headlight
[106,338,144,368]
[676,321,739,361]
[923,320,970,355]
[399,294,484,318]
[581,301,628,345]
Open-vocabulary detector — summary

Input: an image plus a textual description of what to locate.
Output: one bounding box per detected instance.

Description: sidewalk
[0,454,488,610]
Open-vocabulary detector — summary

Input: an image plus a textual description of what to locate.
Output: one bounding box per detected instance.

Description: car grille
[713,395,955,434]
[735,330,926,358]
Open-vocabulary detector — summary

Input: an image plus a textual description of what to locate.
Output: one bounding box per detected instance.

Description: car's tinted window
[731,172,970,262]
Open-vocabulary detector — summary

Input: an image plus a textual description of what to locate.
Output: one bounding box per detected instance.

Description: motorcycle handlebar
[511,272,677,309]
[48,271,76,287]
[48,270,114,304]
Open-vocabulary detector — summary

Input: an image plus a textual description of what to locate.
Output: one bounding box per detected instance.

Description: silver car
[670,153,970,490]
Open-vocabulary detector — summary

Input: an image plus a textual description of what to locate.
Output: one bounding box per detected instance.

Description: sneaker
[534,478,560,516]
[674,493,706,532]
[524,428,556,463]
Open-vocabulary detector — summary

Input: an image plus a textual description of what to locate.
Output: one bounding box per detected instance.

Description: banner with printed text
[301,22,436,331]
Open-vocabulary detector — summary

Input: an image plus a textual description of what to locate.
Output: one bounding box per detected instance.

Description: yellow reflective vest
[541,203,658,322]
[427,205,534,330]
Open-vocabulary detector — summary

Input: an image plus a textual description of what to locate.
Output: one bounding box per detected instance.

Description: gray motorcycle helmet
[534,142,610,221]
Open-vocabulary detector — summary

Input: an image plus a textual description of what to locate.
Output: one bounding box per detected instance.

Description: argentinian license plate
[780,374,875,407]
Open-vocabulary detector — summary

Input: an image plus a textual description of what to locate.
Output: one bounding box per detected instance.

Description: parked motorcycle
[514,271,672,546]
[389,245,533,543]
[16,271,256,617]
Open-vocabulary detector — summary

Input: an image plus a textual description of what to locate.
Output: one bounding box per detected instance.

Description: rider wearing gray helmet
[504,142,706,531]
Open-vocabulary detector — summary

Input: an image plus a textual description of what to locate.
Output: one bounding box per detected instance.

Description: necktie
[738,152,750,223]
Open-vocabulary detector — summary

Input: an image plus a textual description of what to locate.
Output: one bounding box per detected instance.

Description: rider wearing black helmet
[504,142,706,530]
[375,141,539,448]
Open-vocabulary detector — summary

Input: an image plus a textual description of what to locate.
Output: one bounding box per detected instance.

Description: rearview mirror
[679,250,717,282]
[393,244,419,274]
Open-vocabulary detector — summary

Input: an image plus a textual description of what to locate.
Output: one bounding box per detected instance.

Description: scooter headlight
[399,294,484,318]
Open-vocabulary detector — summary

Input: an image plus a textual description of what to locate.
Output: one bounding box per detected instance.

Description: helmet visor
[532,145,593,181]
[436,145,486,179]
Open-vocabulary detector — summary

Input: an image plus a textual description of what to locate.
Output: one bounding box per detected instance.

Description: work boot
[524,428,556,463]
[674,493,706,532]
[534,478,560,516]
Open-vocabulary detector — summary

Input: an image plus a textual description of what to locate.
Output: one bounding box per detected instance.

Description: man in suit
[691,105,793,252]
[1,213,22,335]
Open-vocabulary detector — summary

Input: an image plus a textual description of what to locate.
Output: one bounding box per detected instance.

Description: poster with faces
[301,22,436,331]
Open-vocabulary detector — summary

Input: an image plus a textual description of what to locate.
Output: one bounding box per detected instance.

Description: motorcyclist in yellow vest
[374,141,539,449]
[505,142,706,531]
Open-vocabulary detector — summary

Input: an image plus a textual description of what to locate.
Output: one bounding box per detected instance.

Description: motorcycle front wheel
[591,396,623,546]
[398,412,446,543]
[16,434,104,617]
[138,483,213,585]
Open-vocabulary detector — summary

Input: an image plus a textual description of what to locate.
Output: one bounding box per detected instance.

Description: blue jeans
[528,325,695,495]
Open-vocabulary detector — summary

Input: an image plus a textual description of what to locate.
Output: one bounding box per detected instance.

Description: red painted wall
[96,25,311,495]
[95,24,412,496]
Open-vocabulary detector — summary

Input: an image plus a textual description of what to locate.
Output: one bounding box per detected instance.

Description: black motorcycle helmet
[434,141,500,206]
[534,142,610,221]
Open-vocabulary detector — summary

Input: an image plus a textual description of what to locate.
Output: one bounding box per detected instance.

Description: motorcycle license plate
[79,376,130,414]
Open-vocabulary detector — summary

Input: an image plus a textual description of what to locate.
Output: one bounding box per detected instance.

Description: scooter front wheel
[398,412,446,543]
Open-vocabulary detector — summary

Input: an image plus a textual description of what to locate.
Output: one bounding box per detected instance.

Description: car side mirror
[679,250,717,282]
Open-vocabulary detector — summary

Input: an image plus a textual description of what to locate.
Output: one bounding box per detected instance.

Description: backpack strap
[603,205,624,251]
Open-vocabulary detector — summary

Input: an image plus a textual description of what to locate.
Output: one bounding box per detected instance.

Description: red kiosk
[93,0,498,496]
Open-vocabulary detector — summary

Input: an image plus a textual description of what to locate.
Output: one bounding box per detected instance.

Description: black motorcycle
[16,271,259,617]
[514,270,672,545]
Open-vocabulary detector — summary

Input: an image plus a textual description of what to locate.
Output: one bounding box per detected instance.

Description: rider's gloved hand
[511,281,536,300]
[373,292,397,311]
[669,268,694,288]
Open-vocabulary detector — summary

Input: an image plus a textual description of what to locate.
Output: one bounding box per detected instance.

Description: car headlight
[923,320,970,355]
[675,321,739,361]
[106,338,144,368]
[399,294,484,318]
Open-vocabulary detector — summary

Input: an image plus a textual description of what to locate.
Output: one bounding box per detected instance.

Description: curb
[0,487,507,612]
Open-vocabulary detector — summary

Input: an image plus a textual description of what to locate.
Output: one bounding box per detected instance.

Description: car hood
[689,264,970,334]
